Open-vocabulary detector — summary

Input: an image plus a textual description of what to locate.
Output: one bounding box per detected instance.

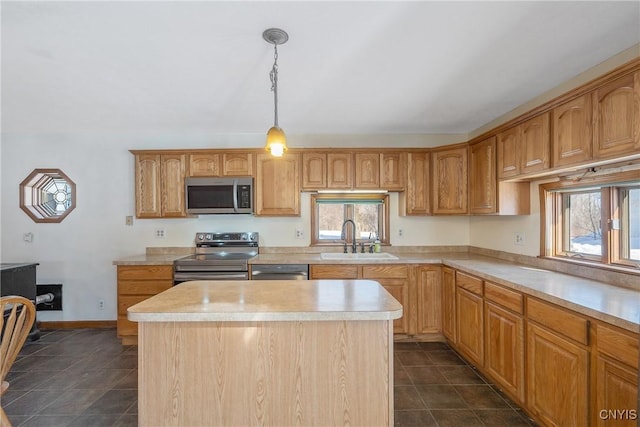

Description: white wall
[1,132,468,321]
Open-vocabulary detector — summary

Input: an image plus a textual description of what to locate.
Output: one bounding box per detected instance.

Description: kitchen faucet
[341,219,357,253]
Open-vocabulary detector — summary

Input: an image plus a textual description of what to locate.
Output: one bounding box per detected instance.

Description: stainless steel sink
[320,252,399,260]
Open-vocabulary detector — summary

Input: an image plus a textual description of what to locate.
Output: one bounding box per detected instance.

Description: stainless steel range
[173,232,259,285]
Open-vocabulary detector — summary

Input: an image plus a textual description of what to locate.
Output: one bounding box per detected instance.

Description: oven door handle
[174,272,249,281]
[232,179,239,212]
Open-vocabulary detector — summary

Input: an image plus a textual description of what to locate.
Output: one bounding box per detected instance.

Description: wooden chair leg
[0,406,11,427]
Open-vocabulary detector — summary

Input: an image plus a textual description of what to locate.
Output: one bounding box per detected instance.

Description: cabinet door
[527,322,589,427]
[188,153,220,177]
[456,287,484,366]
[497,126,520,179]
[520,113,550,175]
[416,266,442,334]
[432,147,468,214]
[400,152,430,215]
[442,267,456,343]
[255,153,300,216]
[161,154,187,217]
[381,153,404,191]
[484,301,525,403]
[327,153,353,189]
[301,152,327,190]
[593,71,640,159]
[594,354,638,427]
[222,153,253,176]
[378,278,409,334]
[552,94,593,167]
[135,154,162,218]
[309,264,358,279]
[469,137,497,214]
[354,153,380,189]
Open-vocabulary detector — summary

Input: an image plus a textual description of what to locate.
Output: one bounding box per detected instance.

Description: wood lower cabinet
[400,151,430,216]
[593,323,639,426]
[552,93,593,168]
[456,286,484,367]
[527,321,589,427]
[484,300,525,403]
[116,265,173,345]
[431,146,468,214]
[255,153,300,216]
[414,265,442,335]
[441,266,456,343]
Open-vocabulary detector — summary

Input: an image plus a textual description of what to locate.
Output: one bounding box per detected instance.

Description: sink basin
[320,252,399,260]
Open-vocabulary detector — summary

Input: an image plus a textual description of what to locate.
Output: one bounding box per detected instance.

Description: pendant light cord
[270,44,279,127]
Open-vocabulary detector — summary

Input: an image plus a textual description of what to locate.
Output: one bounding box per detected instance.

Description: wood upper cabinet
[441,267,456,344]
[380,153,404,191]
[327,153,353,189]
[497,113,550,179]
[301,152,327,190]
[161,154,187,217]
[222,153,253,176]
[593,70,640,160]
[400,151,430,216]
[469,137,497,214]
[354,153,380,189]
[552,93,593,167]
[188,153,220,177]
[255,153,300,216]
[414,265,442,335]
[431,146,468,215]
[135,153,186,218]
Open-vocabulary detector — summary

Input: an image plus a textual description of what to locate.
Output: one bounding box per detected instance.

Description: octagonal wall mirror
[20,169,76,223]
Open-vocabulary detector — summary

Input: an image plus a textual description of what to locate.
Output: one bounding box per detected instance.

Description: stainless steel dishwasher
[250,264,309,280]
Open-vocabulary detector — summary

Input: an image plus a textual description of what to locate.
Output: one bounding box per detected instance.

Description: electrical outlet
[125,216,133,226]
[23,232,34,243]
[98,299,105,310]
[295,228,304,239]
[155,228,166,239]
[398,229,403,237]
[514,232,525,246]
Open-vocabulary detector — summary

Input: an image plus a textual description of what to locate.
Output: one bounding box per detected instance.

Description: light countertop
[127,279,403,322]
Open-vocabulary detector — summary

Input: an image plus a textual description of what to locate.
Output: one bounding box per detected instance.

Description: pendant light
[263,28,289,157]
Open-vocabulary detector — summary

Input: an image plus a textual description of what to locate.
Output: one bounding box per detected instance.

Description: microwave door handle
[232,180,239,212]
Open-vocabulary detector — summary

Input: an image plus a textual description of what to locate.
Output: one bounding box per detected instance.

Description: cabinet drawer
[527,298,589,345]
[117,265,173,280]
[484,281,523,314]
[361,265,409,279]
[118,295,153,315]
[597,324,638,369]
[310,265,358,279]
[118,280,173,295]
[456,271,483,295]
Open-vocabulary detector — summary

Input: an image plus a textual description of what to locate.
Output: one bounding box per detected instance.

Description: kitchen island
[128,279,402,427]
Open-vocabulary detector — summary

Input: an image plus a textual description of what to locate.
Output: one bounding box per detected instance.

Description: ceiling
[2,1,639,136]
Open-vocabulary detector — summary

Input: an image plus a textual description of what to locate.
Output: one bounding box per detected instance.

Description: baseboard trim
[39,320,117,329]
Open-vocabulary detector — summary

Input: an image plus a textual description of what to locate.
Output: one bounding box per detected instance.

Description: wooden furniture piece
[1,296,36,427]
[255,153,300,216]
[455,271,484,366]
[431,145,468,214]
[399,151,430,216]
[134,153,187,218]
[497,113,550,179]
[129,280,402,427]
[116,265,173,345]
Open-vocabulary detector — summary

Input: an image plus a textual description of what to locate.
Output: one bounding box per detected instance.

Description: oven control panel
[195,232,259,244]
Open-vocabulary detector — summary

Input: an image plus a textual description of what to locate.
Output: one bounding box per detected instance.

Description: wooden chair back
[1,296,36,426]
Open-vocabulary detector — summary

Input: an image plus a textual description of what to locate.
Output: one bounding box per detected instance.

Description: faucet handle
[343,243,348,253]
[360,242,365,253]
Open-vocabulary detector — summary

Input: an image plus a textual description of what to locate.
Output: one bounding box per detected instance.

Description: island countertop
[128,279,403,322]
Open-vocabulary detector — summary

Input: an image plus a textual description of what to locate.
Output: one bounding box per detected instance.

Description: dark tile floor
[3,329,536,426]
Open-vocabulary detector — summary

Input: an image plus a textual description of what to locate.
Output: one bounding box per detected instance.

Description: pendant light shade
[263,28,289,157]
[266,125,287,157]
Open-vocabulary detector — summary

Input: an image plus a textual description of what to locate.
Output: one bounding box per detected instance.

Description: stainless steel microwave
[185,177,253,214]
